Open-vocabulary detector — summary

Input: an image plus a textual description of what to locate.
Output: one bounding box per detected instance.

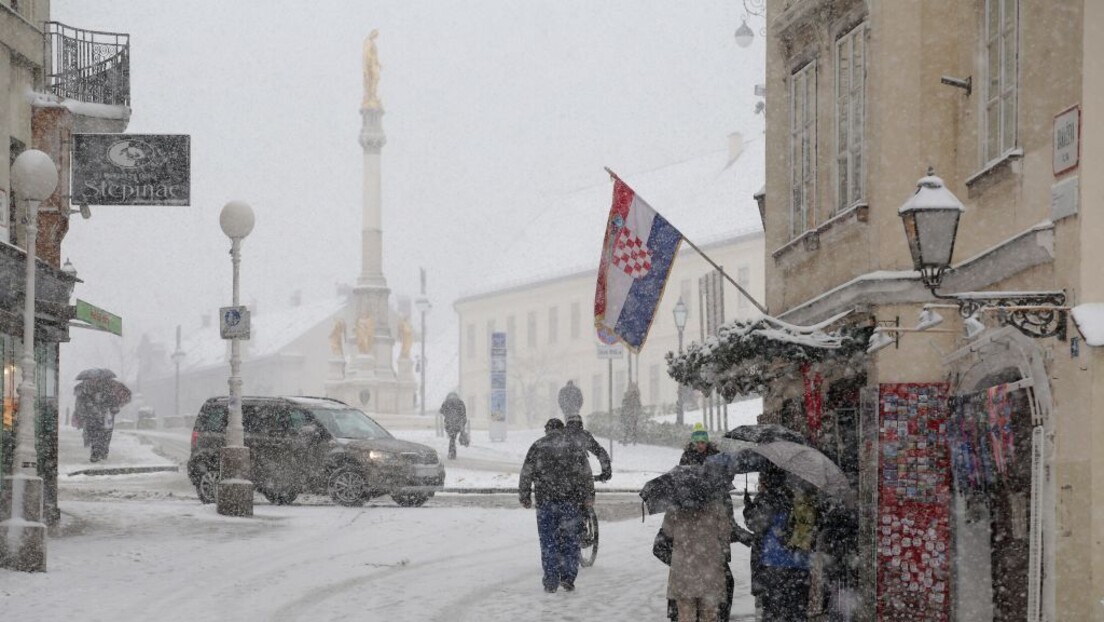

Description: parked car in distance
[187,396,445,507]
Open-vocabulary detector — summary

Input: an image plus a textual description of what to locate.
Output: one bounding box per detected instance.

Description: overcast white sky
[53,1,765,388]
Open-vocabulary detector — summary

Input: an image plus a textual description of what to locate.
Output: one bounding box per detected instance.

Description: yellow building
[455,135,765,430]
[730,0,1104,619]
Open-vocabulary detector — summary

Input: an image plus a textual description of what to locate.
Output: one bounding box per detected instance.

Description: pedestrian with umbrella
[646,463,734,622]
[708,437,854,621]
[74,370,131,463]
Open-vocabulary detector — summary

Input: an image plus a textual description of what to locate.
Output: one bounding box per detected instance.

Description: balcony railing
[43,21,130,107]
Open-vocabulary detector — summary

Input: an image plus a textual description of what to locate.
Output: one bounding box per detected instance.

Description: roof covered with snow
[174,296,348,374]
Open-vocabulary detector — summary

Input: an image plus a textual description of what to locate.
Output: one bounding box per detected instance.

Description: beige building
[455,137,765,429]
[742,0,1103,619]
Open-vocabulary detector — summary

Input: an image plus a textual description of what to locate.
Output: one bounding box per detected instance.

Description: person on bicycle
[557,381,612,482]
[519,418,595,593]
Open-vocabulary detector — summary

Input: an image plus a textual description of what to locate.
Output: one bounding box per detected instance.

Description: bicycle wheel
[579,507,599,568]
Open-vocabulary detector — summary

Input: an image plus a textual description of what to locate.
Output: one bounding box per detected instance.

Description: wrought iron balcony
[43,21,130,107]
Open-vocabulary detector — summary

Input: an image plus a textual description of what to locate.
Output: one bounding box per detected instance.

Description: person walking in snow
[661,492,733,622]
[557,380,583,419]
[439,392,467,460]
[519,418,595,593]
[563,412,612,482]
[664,424,750,621]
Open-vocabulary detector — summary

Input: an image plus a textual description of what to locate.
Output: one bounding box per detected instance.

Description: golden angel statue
[329,318,347,357]
[362,29,382,110]
[398,315,414,358]
[355,314,375,354]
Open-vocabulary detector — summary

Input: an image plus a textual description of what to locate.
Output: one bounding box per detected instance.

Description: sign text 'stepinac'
[72,134,191,206]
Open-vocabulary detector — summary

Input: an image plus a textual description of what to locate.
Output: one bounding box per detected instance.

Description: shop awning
[666,309,871,400]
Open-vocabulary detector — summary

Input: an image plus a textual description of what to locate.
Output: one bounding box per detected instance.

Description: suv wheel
[327,465,368,507]
[391,492,430,508]
[195,461,220,504]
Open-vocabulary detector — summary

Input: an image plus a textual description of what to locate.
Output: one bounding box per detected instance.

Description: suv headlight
[368,450,399,463]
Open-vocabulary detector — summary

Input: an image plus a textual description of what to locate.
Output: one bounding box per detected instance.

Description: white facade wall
[455,232,764,429]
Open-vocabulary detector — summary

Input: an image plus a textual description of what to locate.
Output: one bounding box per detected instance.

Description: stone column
[357,107,396,382]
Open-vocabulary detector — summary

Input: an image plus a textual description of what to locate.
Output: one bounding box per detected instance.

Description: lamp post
[217,200,255,517]
[672,297,689,427]
[1,149,58,572]
[887,171,1067,342]
[415,293,433,435]
[171,325,186,424]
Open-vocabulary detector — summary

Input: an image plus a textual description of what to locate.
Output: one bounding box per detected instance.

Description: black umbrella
[639,464,731,515]
[724,423,807,445]
[76,368,116,381]
[75,377,131,408]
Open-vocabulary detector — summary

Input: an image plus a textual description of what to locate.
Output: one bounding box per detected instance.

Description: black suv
[187,396,445,507]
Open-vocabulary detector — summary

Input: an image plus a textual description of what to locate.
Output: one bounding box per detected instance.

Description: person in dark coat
[439,392,467,459]
[557,380,583,418]
[563,413,612,482]
[519,418,595,593]
[679,423,720,466]
[744,468,813,622]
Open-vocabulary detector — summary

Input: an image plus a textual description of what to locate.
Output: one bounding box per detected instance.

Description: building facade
[455,231,765,429]
[754,0,1103,619]
[0,1,129,524]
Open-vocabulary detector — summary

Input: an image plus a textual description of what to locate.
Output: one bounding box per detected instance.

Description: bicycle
[579,503,599,567]
[579,474,603,567]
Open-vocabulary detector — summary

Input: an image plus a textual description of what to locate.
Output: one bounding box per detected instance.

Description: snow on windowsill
[965,148,1024,187]
[1071,303,1104,347]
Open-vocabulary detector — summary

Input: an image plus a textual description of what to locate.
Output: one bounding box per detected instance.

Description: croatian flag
[594,176,684,351]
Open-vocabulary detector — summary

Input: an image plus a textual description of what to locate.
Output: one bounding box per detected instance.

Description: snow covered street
[2,428,758,621]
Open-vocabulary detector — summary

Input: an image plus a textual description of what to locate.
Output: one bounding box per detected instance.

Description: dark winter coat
[678,441,720,466]
[518,429,595,507]
[557,382,583,416]
[564,421,612,480]
[440,395,467,435]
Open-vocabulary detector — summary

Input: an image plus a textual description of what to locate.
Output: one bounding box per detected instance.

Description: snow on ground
[653,396,763,428]
[5,427,758,621]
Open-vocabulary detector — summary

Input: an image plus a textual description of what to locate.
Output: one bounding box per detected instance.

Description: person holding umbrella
[74,370,131,463]
[744,467,815,621]
[658,472,733,622]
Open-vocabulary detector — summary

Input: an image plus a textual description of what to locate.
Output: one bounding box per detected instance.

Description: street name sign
[596,343,625,360]
[1053,105,1080,176]
[220,306,251,340]
[75,299,122,336]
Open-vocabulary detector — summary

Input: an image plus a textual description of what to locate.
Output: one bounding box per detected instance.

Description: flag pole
[603,166,770,316]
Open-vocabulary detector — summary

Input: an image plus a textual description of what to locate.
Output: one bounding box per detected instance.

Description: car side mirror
[299,424,323,438]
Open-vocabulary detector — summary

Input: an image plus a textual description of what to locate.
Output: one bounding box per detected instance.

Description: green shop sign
[75,299,123,336]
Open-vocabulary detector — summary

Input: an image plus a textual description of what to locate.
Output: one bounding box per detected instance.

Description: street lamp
[171,325,186,424]
[672,297,689,426]
[734,19,755,48]
[415,294,433,435]
[896,171,1067,339]
[217,200,255,517]
[2,149,59,572]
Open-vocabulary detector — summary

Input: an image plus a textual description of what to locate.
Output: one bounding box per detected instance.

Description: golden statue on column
[362,29,382,110]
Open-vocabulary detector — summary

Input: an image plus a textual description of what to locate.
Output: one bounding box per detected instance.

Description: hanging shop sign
[876,383,952,622]
[74,299,122,336]
[72,134,191,206]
